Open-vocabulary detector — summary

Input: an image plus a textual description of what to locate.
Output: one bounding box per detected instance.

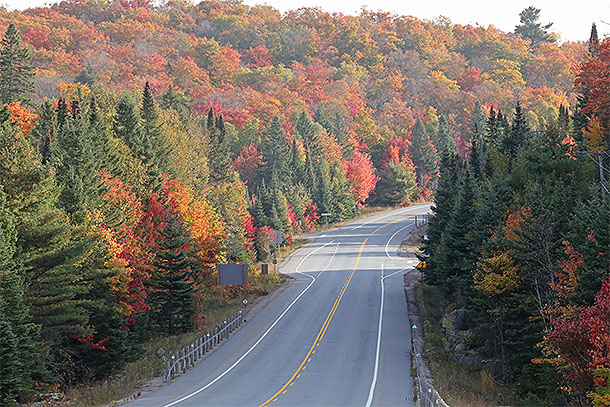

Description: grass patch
[416,282,519,407]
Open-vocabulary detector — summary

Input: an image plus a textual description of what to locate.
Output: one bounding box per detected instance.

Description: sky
[1,0,608,43]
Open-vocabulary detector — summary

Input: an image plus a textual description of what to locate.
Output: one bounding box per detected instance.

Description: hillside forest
[0,0,603,405]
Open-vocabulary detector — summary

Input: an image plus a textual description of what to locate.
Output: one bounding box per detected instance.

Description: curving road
[126,204,430,407]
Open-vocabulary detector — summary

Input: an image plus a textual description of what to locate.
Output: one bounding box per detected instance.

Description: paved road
[127,204,430,407]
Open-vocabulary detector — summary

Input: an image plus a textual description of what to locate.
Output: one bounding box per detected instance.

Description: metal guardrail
[412,338,450,407]
[410,214,450,407]
[163,310,244,382]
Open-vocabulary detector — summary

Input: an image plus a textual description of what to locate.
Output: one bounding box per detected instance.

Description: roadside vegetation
[0,0,596,405]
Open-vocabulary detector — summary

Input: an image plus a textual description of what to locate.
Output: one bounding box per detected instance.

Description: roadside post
[321,212,331,227]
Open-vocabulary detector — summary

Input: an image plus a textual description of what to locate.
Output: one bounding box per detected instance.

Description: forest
[424,27,610,406]
[0,0,599,405]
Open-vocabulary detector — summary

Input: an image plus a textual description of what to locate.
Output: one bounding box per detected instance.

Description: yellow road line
[371,212,429,234]
[258,238,369,407]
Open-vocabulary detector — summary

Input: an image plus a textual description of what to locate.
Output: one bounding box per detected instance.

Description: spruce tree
[504,102,529,157]
[52,109,98,220]
[372,161,417,207]
[436,115,457,156]
[141,81,170,180]
[329,163,355,220]
[0,122,90,384]
[289,139,306,186]
[314,159,333,218]
[207,111,232,184]
[0,184,40,405]
[259,116,290,187]
[0,24,35,104]
[514,6,555,46]
[409,117,439,184]
[150,211,199,335]
[469,101,487,144]
[114,96,159,189]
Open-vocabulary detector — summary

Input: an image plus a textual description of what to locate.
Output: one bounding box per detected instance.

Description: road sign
[416,261,426,269]
[217,264,249,285]
[270,230,283,246]
[261,264,268,275]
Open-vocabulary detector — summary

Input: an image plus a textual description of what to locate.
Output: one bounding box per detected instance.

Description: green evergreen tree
[514,6,555,46]
[314,159,333,217]
[150,211,199,335]
[52,107,98,221]
[0,24,35,104]
[409,117,439,184]
[259,116,290,187]
[469,101,487,144]
[329,163,356,221]
[114,96,160,189]
[0,122,90,385]
[0,184,41,405]
[503,102,529,157]
[289,138,306,186]
[372,161,417,207]
[141,81,171,181]
[436,115,457,156]
[437,173,477,303]
[572,24,599,145]
[207,111,232,184]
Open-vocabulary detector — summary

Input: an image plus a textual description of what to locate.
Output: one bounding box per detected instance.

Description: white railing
[163,310,244,382]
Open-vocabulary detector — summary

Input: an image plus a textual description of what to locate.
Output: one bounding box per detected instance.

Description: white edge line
[316,242,340,278]
[351,210,408,231]
[350,204,429,231]
[384,222,415,259]
[162,241,335,407]
[365,265,412,407]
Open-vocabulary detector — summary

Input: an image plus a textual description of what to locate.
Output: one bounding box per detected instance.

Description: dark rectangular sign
[261,264,268,275]
[217,264,248,285]
[270,230,282,246]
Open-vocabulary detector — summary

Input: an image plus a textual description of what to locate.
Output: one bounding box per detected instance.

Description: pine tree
[52,108,98,220]
[437,173,477,302]
[409,117,439,184]
[514,6,555,46]
[207,111,232,184]
[114,96,159,189]
[0,183,40,405]
[0,122,90,385]
[589,23,599,55]
[329,163,356,221]
[0,24,35,104]
[436,115,457,156]
[150,211,199,335]
[141,81,170,180]
[572,24,599,145]
[259,116,290,187]
[469,101,487,144]
[289,139,306,186]
[314,159,333,217]
[372,160,417,207]
[503,102,529,157]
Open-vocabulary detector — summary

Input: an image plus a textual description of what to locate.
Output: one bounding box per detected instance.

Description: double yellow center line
[258,238,369,407]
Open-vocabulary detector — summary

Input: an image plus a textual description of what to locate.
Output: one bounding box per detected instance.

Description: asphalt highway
[126,204,430,407]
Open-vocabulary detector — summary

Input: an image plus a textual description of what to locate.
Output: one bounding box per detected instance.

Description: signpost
[321,212,331,226]
[270,229,282,273]
[261,264,268,275]
[217,264,249,300]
